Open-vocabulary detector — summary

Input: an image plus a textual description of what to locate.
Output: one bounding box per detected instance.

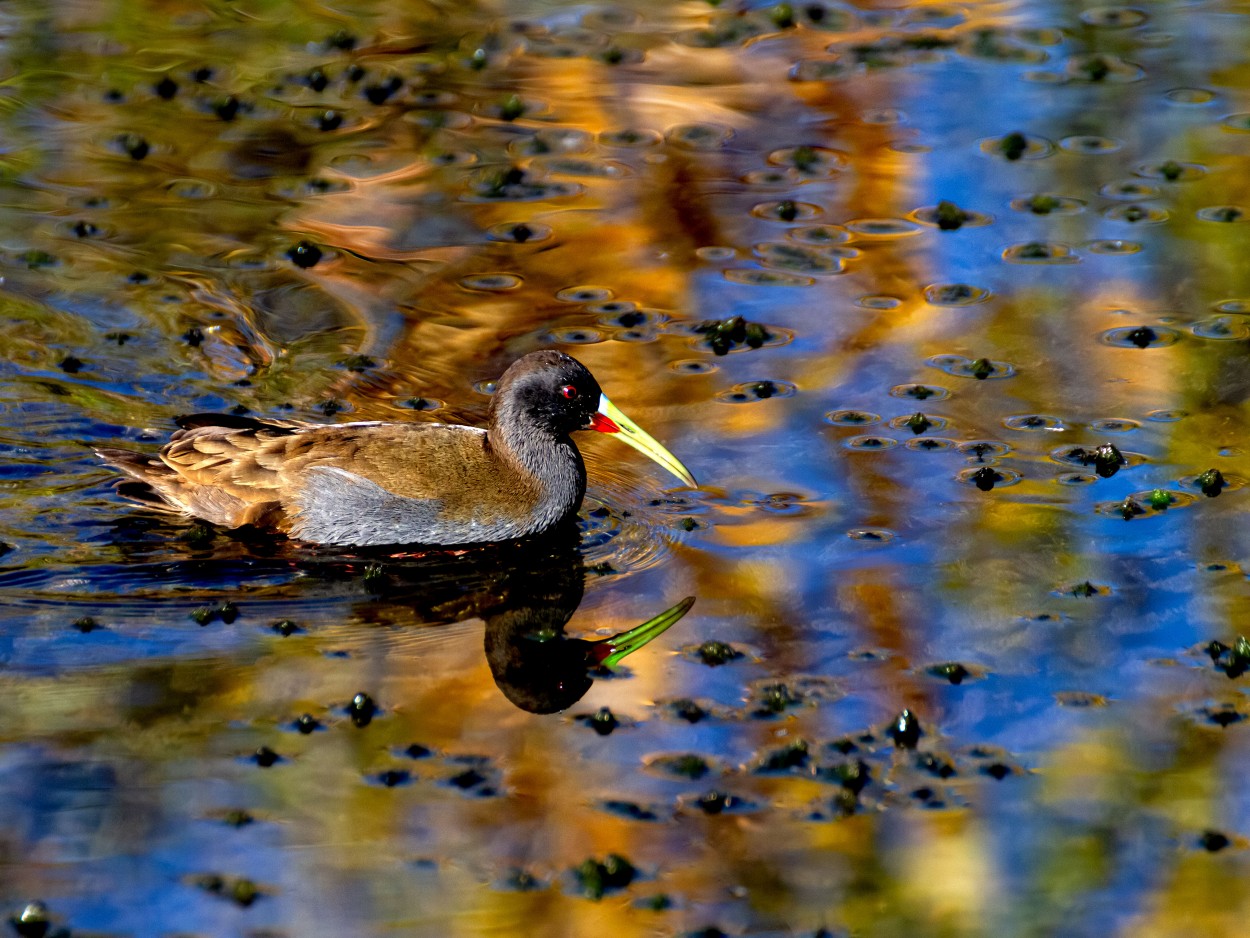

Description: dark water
[3,0,1250,935]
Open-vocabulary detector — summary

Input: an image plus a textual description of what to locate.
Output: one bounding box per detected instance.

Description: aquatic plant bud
[970,358,995,380]
[1092,443,1126,478]
[888,708,922,749]
[905,412,932,434]
[1198,468,1226,496]
[1148,489,1173,509]
[348,692,377,727]
[11,901,50,938]
[934,200,970,230]
[971,466,1002,491]
[1000,131,1028,160]
[286,240,323,269]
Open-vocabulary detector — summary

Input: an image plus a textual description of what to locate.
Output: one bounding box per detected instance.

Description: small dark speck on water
[585,707,619,736]
[1199,830,1231,852]
[294,713,321,734]
[272,619,302,636]
[348,692,378,727]
[1198,468,1226,497]
[696,641,743,666]
[971,467,1002,491]
[287,240,323,268]
[183,326,205,346]
[888,708,922,748]
[928,662,971,684]
[935,200,970,230]
[1126,326,1158,348]
[970,358,995,380]
[10,901,51,938]
[252,746,280,767]
[71,616,99,633]
[58,356,84,373]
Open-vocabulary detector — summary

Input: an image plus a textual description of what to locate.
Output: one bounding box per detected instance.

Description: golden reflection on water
[4,0,1250,934]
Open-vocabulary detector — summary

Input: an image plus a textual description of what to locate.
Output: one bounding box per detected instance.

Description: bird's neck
[489,409,586,524]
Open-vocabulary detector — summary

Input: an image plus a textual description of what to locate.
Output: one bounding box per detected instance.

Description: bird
[96,350,697,547]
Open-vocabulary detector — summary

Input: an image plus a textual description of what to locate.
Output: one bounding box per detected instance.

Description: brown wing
[98,415,529,539]
[99,415,332,528]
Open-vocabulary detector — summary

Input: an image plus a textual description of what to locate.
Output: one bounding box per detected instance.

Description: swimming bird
[96,350,696,547]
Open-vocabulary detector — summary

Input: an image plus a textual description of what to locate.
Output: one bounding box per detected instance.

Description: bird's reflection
[310,523,693,713]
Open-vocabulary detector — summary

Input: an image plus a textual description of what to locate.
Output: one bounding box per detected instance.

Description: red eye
[559,384,578,399]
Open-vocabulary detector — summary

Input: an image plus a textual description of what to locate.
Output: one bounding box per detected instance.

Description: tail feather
[97,446,191,515]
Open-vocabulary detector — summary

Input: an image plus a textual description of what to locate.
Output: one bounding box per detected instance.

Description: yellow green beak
[589,394,697,488]
[589,596,696,668]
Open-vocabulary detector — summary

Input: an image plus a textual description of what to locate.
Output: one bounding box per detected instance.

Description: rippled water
[4,0,1250,935]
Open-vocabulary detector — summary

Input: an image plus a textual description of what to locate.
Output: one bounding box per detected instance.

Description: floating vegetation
[647,752,718,780]
[1197,205,1247,223]
[844,435,899,451]
[767,145,848,176]
[1205,637,1250,678]
[844,217,922,238]
[554,285,612,303]
[825,410,881,427]
[1100,325,1181,348]
[789,58,855,82]
[890,383,951,401]
[667,122,734,151]
[1052,442,1131,477]
[926,662,985,685]
[723,269,816,287]
[1192,317,1250,340]
[1064,53,1144,83]
[923,283,991,306]
[911,201,993,230]
[888,709,923,748]
[486,221,553,243]
[753,241,845,274]
[458,273,523,291]
[689,641,744,666]
[980,131,1053,160]
[1079,6,1149,27]
[958,466,1021,490]
[1060,134,1124,153]
[751,199,822,222]
[669,359,718,375]
[858,294,903,309]
[463,166,582,202]
[576,707,621,736]
[928,355,1016,379]
[687,315,782,355]
[598,127,663,148]
[1105,203,1168,224]
[891,412,946,434]
[541,327,606,345]
[1004,414,1066,431]
[958,441,1011,460]
[1010,194,1085,215]
[1178,468,1237,497]
[571,855,637,901]
[1085,239,1142,255]
[1100,180,1160,200]
[847,527,897,541]
[1002,241,1079,263]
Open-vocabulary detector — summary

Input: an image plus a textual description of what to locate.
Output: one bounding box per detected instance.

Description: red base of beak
[589,413,619,434]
